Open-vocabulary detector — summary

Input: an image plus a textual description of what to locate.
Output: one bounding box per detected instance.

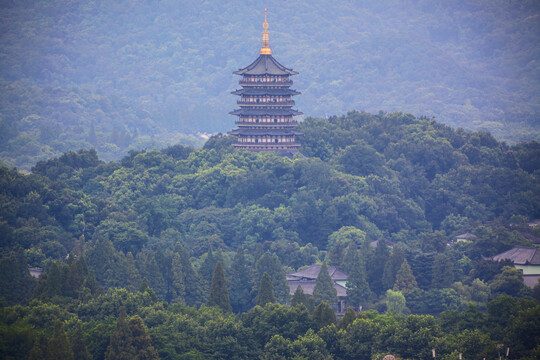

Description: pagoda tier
[228,10,303,155]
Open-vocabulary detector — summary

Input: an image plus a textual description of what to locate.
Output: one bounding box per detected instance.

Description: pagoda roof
[234,54,298,76]
[230,108,303,116]
[229,128,304,136]
[231,88,300,96]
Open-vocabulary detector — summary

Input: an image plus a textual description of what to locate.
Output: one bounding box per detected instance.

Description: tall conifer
[128,316,159,360]
[345,247,371,308]
[313,263,338,305]
[47,320,74,360]
[105,307,136,360]
[393,259,418,292]
[207,261,232,312]
[256,272,276,306]
[229,248,253,313]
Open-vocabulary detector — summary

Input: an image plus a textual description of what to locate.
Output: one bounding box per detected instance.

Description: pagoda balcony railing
[233,142,301,148]
[235,121,298,127]
[237,100,295,106]
[239,79,293,86]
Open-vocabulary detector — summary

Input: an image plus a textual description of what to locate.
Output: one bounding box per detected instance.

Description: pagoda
[229,9,303,154]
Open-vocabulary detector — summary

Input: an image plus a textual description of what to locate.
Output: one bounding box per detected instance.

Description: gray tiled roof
[490,246,540,265]
[287,264,349,281]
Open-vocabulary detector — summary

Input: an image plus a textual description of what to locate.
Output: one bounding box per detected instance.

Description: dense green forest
[1,0,540,170]
[1,112,540,359]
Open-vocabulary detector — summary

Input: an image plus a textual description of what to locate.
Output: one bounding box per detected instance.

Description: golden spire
[260,8,271,55]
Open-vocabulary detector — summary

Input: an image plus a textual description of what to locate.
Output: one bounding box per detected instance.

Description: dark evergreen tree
[46,320,74,360]
[171,253,186,303]
[382,245,405,290]
[136,249,167,299]
[229,248,253,313]
[128,316,160,360]
[394,259,418,292]
[254,252,289,304]
[207,261,232,312]
[431,253,455,289]
[338,307,357,330]
[28,335,48,360]
[0,249,35,305]
[105,307,136,360]
[368,239,390,294]
[198,247,217,291]
[312,301,336,330]
[341,242,359,274]
[345,247,372,308]
[313,263,338,305]
[291,285,308,307]
[256,272,276,306]
[72,326,92,360]
[178,247,204,306]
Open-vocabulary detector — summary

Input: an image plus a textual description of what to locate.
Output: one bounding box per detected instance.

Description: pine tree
[382,245,405,290]
[393,259,418,292]
[291,285,307,307]
[341,242,359,274]
[128,316,159,360]
[207,262,232,312]
[338,307,357,330]
[88,120,98,146]
[28,335,48,360]
[72,326,92,360]
[229,248,253,313]
[313,263,337,305]
[368,239,390,294]
[199,248,217,292]
[256,272,276,306]
[178,247,204,306]
[0,249,35,304]
[105,307,136,360]
[312,301,336,330]
[47,320,74,360]
[345,247,371,308]
[254,252,289,304]
[431,253,454,289]
[171,253,186,303]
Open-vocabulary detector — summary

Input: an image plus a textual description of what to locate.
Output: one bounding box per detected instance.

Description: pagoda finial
[260,8,271,55]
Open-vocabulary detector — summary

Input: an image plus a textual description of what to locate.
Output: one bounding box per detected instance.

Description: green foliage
[313,263,338,305]
[207,262,232,312]
[386,290,407,315]
[256,273,276,307]
[393,259,418,292]
[345,246,372,308]
[0,249,35,305]
[228,248,253,313]
[47,320,74,360]
[312,302,336,330]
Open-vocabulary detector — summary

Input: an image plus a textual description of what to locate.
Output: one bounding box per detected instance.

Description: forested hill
[1,0,540,170]
[1,112,540,359]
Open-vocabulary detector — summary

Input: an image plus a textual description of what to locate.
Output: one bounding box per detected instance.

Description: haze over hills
[1,0,539,170]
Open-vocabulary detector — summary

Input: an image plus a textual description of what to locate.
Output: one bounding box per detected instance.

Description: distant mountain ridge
[1,0,539,169]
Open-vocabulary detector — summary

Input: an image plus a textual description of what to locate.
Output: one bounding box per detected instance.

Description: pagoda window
[256,118,259,123]
[274,118,277,123]
[255,139,259,143]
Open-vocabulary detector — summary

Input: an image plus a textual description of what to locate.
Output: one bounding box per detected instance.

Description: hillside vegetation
[2,112,540,359]
[1,0,539,170]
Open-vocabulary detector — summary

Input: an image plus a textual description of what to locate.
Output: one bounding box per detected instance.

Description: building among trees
[229,9,303,155]
[488,246,540,287]
[287,264,348,313]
